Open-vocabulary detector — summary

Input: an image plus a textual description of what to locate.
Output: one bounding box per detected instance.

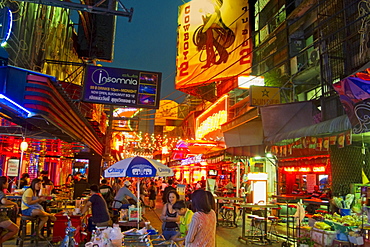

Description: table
[237,203,279,245]
[215,197,244,227]
[272,195,310,203]
[303,199,330,212]
[118,220,145,228]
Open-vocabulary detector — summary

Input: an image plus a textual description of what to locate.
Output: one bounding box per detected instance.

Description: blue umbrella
[104,156,174,178]
[104,156,174,227]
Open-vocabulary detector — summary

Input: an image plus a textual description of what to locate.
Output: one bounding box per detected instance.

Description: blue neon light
[0,8,12,46]
[0,94,31,117]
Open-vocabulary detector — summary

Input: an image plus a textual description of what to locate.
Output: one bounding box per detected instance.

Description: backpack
[100,186,114,204]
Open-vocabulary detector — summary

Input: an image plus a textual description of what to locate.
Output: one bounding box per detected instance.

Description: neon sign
[181,154,203,166]
[196,94,228,139]
[0,8,12,46]
[283,166,326,173]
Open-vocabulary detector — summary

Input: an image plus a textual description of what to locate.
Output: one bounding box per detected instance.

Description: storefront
[0,66,105,186]
[277,154,330,195]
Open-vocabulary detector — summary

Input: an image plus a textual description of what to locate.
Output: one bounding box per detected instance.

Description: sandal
[50,214,57,222]
[35,234,46,241]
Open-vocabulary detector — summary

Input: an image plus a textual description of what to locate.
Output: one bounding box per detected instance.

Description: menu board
[306,174,317,193]
[7,159,19,177]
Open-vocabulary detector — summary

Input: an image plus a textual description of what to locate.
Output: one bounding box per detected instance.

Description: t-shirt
[311,191,322,199]
[179,209,194,237]
[0,191,9,222]
[21,188,34,211]
[89,193,110,224]
[185,210,216,247]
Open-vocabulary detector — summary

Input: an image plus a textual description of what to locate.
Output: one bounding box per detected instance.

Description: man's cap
[124,181,131,186]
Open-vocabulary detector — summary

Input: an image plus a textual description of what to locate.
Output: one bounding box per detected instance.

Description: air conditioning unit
[308,48,320,66]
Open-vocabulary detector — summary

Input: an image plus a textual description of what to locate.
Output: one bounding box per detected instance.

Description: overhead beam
[18,0,133,19]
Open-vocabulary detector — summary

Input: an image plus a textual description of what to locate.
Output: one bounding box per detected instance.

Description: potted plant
[298,233,314,247]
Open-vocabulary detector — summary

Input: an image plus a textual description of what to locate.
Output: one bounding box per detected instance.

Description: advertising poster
[7,158,19,177]
[176,0,251,90]
[83,65,162,109]
[306,174,317,193]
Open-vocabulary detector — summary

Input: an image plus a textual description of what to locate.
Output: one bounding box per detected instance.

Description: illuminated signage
[181,154,203,166]
[176,0,252,90]
[196,95,228,139]
[247,172,268,180]
[238,76,265,89]
[283,166,326,173]
[250,85,281,106]
[83,65,162,109]
[0,8,12,46]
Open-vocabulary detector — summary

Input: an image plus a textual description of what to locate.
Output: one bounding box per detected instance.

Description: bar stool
[16,215,40,247]
[267,216,279,242]
[246,215,259,237]
[254,216,267,236]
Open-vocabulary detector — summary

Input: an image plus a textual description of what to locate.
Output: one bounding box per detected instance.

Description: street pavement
[5,194,370,246]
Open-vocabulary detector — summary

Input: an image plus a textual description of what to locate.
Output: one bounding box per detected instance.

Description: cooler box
[311,227,336,246]
[52,214,87,243]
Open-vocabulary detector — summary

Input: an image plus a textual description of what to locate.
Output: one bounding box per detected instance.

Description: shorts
[162,230,178,240]
[22,208,34,216]
[0,219,13,229]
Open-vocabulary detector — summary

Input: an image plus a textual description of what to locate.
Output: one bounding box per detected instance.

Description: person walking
[185,189,216,247]
[148,181,157,209]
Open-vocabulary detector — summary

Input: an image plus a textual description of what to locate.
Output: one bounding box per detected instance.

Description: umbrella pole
[137,179,140,229]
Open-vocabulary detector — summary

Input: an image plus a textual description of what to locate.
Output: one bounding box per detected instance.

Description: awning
[265,114,351,143]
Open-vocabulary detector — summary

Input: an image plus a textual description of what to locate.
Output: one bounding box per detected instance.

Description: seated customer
[81,184,112,231]
[112,181,137,209]
[306,185,324,214]
[0,176,18,244]
[291,184,302,194]
[311,185,323,199]
[21,178,56,240]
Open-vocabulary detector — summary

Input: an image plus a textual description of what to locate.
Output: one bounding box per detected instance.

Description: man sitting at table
[291,184,303,195]
[81,184,112,232]
[311,185,323,199]
[306,185,324,214]
[112,181,138,209]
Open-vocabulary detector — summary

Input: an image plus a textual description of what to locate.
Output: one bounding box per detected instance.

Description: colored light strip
[1,8,12,46]
[0,94,31,117]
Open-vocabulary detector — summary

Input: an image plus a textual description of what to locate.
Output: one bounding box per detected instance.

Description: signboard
[176,0,252,90]
[7,158,19,177]
[250,85,280,106]
[83,65,162,109]
[195,94,228,139]
[306,174,317,193]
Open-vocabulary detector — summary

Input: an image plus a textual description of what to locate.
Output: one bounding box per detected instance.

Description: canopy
[104,156,173,178]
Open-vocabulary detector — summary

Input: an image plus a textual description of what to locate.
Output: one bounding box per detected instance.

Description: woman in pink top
[185,190,216,247]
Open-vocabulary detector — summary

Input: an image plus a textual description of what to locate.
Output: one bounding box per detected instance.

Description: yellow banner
[250,86,281,106]
[176,0,252,90]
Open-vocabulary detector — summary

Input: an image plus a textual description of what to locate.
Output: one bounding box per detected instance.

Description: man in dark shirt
[81,184,112,231]
[99,179,114,207]
[162,179,176,204]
